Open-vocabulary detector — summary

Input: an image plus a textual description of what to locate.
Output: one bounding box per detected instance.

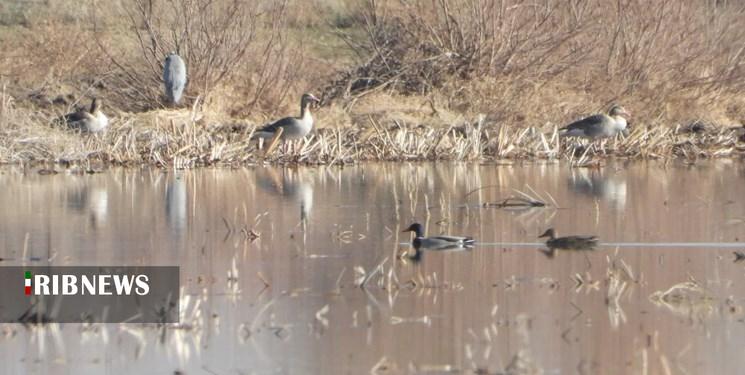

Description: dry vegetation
[0,0,744,166]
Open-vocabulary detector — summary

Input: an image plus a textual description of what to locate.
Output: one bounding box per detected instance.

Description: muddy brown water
[1,161,745,374]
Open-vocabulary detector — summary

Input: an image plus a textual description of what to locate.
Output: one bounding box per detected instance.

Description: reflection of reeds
[606,258,637,329]
[649,279,717,321]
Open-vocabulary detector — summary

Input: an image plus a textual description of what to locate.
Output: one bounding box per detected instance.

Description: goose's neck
[611,115,627,130]
[301,103,312,120]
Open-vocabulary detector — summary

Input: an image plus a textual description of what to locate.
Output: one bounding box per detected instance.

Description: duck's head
[301,93,321,108]
[402,223,424,237]
[538,228,555,239]
[609,104,630,119]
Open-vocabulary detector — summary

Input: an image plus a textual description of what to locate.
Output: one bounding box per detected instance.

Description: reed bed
[1,92,743,168]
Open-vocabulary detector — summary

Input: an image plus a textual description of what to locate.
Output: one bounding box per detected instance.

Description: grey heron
[163,52,187,105]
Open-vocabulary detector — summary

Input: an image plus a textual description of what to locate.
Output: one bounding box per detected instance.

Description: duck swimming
[403,223,475,250]
[539,228,598,250]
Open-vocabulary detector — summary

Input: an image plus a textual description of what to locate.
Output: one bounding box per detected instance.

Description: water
[1,161,744,374]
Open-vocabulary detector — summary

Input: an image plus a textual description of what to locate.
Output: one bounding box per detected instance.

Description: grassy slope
[0,0,743,166]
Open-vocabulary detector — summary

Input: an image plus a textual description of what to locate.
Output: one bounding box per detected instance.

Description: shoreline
[2,117,743,168]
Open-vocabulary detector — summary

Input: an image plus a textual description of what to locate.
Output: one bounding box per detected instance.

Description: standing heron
[61,98,109,133]
[163,52,187,105]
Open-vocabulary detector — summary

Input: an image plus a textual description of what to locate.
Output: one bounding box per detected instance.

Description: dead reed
[1,89,743,167]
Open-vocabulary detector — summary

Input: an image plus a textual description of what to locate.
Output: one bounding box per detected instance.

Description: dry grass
[1,87,743,167]
[0,0,744,166]
[325,0,745,125]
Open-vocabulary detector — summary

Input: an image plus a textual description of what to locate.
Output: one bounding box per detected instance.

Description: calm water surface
[1,161,745,374]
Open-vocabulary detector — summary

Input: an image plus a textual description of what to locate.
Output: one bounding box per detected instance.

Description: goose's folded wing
[561,114,607,132]
[258,116,295,133]
[63,111,87,123]
[59,111,92,129]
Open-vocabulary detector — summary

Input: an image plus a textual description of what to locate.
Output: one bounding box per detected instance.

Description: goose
[253,93,320,142]
[403,223,475,250]
[62,98,109,133]
[163,52,187,105]
[538,228,598,250]
[560,105,631,139]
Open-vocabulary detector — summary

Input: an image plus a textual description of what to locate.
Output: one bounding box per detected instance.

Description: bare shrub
[324,0,745,122]
[99,0,302,113]
[324,0,596,101]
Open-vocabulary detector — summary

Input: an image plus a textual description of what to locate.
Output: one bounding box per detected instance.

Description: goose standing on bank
[403,223,475,250]
[560,105,631,140]
[163,52,187,105]
[253,93,320,144]
[62,98,109,133]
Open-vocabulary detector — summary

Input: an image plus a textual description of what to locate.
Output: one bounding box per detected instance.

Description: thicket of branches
[325,0,745,111]
[102,0,303,113]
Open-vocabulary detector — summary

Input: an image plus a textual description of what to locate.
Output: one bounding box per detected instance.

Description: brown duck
[539,228,598,250]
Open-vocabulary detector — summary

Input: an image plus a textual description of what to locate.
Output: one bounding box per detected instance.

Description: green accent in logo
[25,271,31,279]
